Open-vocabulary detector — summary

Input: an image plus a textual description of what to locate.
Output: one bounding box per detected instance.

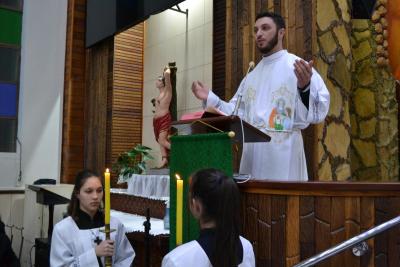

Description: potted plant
[113,144,154,183]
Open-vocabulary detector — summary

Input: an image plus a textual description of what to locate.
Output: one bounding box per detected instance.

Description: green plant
[113,144,154,183]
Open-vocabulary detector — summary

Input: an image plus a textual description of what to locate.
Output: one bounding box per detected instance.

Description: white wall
[18,0,68,264]
[0,0,68,266]
[0,0,67,186]
[18,0,67,186]
[0,153,20,187]
[143,0,213,167]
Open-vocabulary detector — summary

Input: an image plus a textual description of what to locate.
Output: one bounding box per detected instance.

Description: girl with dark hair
[50,170,135,266]
[162,169,255,267]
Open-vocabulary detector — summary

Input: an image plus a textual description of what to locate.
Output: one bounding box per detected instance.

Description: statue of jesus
[153,67,172,168]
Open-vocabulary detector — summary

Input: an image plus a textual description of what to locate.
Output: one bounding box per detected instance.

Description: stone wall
[315,1,398,181]
[350,19,398,181]
[316,0,352,180]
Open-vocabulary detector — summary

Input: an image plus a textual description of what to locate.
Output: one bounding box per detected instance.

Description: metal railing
[294,215,400,267]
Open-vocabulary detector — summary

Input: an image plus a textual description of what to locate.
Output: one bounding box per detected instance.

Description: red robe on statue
[153,112,172,142]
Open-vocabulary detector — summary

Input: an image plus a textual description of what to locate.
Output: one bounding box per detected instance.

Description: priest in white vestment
[192,12,330,181]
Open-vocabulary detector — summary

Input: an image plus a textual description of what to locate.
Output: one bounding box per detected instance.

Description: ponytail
[191,169,241,267]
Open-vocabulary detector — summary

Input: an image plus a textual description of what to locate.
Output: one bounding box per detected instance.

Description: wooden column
[61,0,86,183]
[63,0,144,182]
[84,39,114,175]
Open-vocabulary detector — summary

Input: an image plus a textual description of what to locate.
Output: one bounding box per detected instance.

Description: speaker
[86,0,185,47]
[35,238,50,267]
[352,0,377,19]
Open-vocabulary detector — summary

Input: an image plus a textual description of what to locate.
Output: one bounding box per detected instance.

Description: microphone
[232,61,255,116]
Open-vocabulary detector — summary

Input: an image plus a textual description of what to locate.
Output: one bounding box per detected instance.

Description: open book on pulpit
[174,112,271,143]
[180,106,227,120]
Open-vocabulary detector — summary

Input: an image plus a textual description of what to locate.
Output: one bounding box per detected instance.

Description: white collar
[262,49,287,64]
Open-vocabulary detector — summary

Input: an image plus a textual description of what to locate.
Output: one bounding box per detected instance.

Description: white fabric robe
[161,236,255,267]
[206,50,330,180]
[50,216,135,267]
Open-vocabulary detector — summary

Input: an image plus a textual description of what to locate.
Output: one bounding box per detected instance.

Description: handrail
[294,215,400,267]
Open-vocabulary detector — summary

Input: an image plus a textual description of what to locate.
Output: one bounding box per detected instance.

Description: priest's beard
[257,29,279,55]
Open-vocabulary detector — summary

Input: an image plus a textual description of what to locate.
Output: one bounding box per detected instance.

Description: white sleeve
[50,224,98,267]
[294,70,330,128]
[205,78,246,116]
[113,222,135,267]
[161,253,178,267]
[240,237,256,267]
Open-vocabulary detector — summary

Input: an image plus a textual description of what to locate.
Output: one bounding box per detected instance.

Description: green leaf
[143,154,154,161]
[138,162,146,172]
[134,145,152,152]
[113,144,153,176]
[127,151,139,158]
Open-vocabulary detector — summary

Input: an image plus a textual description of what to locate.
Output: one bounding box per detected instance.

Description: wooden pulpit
[172,114,271,143]
[172,115,271,173]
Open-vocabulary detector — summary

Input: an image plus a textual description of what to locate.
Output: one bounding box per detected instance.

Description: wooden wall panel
[84,39,114,175]
[331,197,346,266]
[286,196,300,266]
[344,197,360,266]
[388,198,400,267]
[257,194,272,266]
[375,197,400,267]
[61,0,86,183]
[271,196,286,266]
[212,0,226,99]
[224,0,238,100]
[243,193,259,257]
[63,2,144,184]
[240,182,400,267]
[300,196,315,260]
[315,197,331,267]
[360,197,375,267]
[109,25,144,186]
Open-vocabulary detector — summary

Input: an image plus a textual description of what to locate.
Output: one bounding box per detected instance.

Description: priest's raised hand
[191,80,210,101]
[294,59,313,90]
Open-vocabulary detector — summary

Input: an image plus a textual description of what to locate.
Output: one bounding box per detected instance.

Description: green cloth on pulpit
[169,132,233,250]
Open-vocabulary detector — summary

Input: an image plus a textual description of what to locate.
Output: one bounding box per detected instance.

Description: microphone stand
[143,208,151,267]
[232,62,254,116]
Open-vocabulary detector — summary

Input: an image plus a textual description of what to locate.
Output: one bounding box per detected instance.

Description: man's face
[254,17,281,55]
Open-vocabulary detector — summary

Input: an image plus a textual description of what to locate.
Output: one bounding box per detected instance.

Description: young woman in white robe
[50,170,135,267]
[162,169,255,267]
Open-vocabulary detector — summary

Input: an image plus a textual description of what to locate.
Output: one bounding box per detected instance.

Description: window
[0,1,22,152]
